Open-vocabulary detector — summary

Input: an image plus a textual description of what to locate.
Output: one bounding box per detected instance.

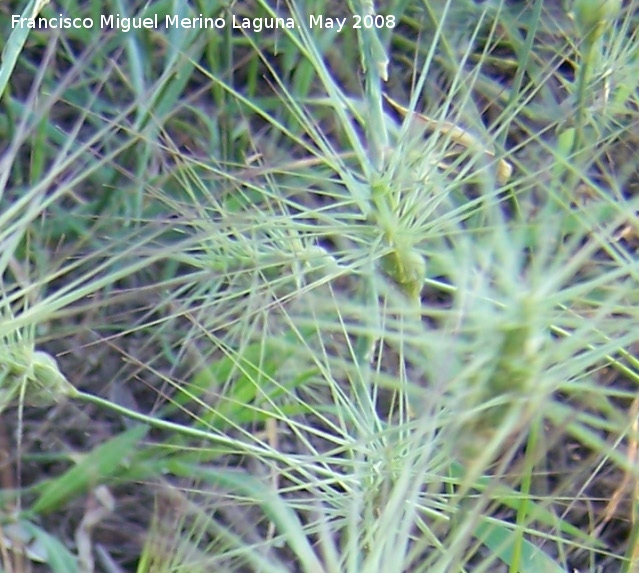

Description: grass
[1,0,639,571]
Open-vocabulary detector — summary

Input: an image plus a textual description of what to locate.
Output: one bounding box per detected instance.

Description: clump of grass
[2,0,639,572]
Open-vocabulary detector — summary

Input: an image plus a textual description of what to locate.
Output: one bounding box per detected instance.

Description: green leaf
[474,516,565,573]
[19,520,79,573]
[31,425,148,515]
[171,331,315,430]
[0,0,50,99]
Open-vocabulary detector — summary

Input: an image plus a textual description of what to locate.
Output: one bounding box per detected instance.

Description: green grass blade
[30,425,148,515]
[0,0,49,99]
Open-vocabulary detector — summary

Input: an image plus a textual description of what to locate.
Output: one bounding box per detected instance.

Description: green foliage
[0,519,79,573]
[0,0,637,571]
[572,0,622,44]
[30,425,148,515]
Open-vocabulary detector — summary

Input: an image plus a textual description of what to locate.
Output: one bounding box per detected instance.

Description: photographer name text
[12,13,396,33]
